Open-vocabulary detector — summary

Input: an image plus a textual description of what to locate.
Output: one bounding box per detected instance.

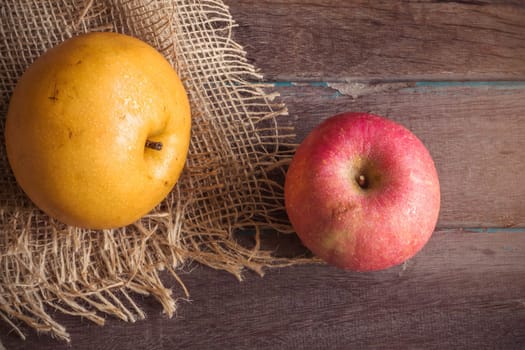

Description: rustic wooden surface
[276,83,525,227]
[228,0,525,81]
[2,0,525,349]
[2,230,525,349]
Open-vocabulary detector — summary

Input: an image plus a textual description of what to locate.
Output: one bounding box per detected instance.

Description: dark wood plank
[2,229,525,349]
[224,0,525,81]
[273,82,525,227]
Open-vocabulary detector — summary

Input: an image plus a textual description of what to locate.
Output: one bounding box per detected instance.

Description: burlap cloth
[0,0,306,342]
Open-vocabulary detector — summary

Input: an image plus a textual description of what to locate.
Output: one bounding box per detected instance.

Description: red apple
[284,112,440,271]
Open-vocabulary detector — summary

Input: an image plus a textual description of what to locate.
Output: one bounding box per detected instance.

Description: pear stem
[145,140,163,151]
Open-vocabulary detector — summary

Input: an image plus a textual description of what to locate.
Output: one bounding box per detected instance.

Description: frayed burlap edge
[0,0,312,342]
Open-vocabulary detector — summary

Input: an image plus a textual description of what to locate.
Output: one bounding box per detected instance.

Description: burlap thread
[0,0,304,342]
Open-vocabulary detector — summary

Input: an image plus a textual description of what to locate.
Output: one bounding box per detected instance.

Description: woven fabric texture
[0,0,299,341]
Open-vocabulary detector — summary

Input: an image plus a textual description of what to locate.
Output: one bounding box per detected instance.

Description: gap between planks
[260,80,525,99]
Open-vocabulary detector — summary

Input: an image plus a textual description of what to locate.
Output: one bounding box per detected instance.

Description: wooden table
[2,1,525,348]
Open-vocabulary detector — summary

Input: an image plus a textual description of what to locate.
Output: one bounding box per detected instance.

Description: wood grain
[273,83,525,227]
[224,0,525,81]
[2,229,525,349]
[2,1,525,349]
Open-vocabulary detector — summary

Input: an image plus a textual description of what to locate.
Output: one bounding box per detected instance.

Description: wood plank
[272,82,525,227]
[224,0,525,81]
[2,229,525,349]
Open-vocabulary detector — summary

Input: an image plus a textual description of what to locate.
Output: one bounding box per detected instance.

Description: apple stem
[357,174,367,188]
[145,140,163,151]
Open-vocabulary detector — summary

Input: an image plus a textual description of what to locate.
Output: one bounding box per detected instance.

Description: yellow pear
[5,32,191,229]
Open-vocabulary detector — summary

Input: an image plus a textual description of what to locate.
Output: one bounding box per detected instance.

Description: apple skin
[284,112,440,271]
